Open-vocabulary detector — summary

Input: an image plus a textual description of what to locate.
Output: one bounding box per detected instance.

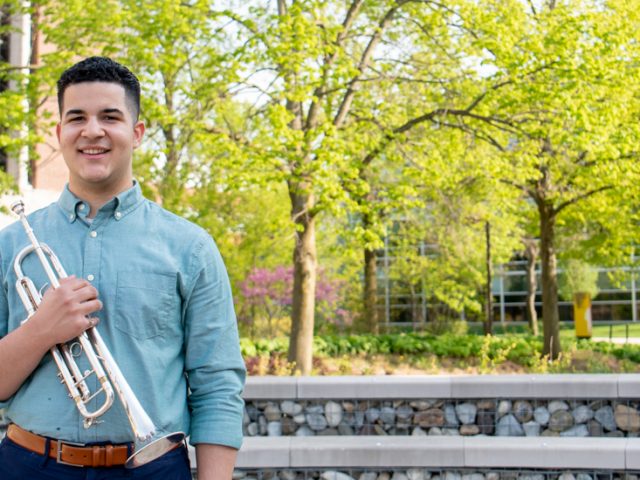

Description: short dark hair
[57,56,141,120]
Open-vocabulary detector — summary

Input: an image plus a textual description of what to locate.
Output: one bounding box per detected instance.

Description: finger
[73,285,99,303]
[78,299,103,316]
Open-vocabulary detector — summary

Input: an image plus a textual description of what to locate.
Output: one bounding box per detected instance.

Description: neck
[68,180,134,218]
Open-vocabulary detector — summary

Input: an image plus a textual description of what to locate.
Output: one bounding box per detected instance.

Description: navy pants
[0,436,192,479]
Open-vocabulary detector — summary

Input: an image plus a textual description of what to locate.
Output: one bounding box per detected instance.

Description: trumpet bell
[125,431,186,469]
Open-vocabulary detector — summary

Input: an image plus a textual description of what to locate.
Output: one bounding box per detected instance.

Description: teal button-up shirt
[0,182,245,448]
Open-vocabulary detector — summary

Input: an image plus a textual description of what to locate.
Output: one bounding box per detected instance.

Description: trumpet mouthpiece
[10,200,25,216]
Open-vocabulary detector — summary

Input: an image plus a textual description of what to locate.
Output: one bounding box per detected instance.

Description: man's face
[56,81,144,198]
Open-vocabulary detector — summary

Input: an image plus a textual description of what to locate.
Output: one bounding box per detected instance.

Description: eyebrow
[64,108,125,118]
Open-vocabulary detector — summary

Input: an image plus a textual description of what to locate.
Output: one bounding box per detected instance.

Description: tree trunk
[539,203,561,359]
[524,238,539,336]
[484,221,493,335]
[363,247,379,334]
[287,191,317,375]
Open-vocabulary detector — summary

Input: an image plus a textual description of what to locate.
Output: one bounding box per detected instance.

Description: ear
[132,121,145,149]
[56,123,61,143]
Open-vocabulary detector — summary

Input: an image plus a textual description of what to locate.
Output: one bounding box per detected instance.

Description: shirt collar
[57,181,144,223]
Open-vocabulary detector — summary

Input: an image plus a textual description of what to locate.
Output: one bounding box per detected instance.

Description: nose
[82,116,105,138]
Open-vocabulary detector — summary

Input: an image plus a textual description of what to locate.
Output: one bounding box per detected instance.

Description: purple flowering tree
[239,266,350,337]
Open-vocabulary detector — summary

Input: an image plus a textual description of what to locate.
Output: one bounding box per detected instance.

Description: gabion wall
[244,399,640,438]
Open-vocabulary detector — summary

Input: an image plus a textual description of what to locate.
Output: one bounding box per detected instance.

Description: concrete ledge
[244,374,635,400]
[618,374,640,398]
[297,376,452,399]
[232,436,632,470]
[243,377,297,399]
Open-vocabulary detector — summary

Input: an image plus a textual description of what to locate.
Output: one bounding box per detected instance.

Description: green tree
[461,0,640,357]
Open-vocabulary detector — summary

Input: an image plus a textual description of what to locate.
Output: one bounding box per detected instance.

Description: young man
[0,57,246,479]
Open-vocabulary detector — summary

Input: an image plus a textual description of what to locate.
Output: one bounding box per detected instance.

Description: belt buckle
[56,439,86,467]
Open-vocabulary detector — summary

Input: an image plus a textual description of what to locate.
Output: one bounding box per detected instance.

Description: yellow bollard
[573,292,592,339]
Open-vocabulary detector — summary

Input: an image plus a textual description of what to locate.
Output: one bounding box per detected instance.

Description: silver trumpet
[11,200,185,468]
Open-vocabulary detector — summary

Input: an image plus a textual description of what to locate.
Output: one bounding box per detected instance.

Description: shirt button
[87,274,95,281]
[69,214,74,221]
[115,212,122,219]
[90,231,97,238]
[78,204,85,211]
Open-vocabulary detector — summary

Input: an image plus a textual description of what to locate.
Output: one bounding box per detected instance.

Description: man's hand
[30,275,102,347]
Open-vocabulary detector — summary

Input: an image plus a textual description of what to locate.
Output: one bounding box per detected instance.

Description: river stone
[281,400,303,416]
[293,413,306,424]
[548,400,569,414]
[513,400,533,423]
[572,405,594,424]
[495,414,524,436]
[374,425,387,435]
[414,408,445,427]
[560,424,589,437]
[462,475,485,480]
[359,473,378,480]
[407,469,427,480]
[444,473,461,480]
[306,404,324,414]
[246,405,259,421]
[243,410,251,426]
[519,475,544,480]
[477,409,495,435]
[318,427,339,436]
[391,473,408,480]
[342,401,355,413]
[321,472,355,480]
[485,474,499,480]
[587,419,602,436]
[279,470,296,480]
[267,421,282,436]
[281,416,297,435]
[444,405,460,427]
[523,421,541,437]
[428,427,443,435]
[366,408,381,423]
[246,422,258,436]
[615,404,640,432]
[258,416,267,435]
[380,407,396,425]
[606,430,625,437]
[295,425,315,436]
[595,406,617,431]
[456,403,477,425]
[397,406,414,423]
[497,400,512,418]
[558,474,576,480]
[410,400,436,410]
[307,412,328,431]
[443,428,461,436]
[477,400,496,410]
[541,429,560,437]
[338,423,354,435]
[264,404,282,422]
[549,410,574,432]
[232,472,247,479]
[325,401,344,427]
[377,474,391,480]
[533,407,550,426]
[412,426,428,436]
[460,424,480,436]
[575,475,593,480]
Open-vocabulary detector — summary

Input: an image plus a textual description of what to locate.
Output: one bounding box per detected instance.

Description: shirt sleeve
[0,249,10,409]
[183,233,246,448]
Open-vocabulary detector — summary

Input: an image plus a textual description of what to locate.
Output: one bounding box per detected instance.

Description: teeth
[82,149,108,154]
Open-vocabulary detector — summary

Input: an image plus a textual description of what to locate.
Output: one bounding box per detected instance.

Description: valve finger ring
[87,318,94,328]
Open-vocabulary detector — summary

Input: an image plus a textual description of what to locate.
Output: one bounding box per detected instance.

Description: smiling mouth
[79,148,110,155]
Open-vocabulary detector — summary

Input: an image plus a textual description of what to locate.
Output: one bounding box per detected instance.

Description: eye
[68,116,84,123]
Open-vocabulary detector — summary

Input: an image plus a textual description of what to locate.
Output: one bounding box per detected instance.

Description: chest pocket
[115,271,177,340]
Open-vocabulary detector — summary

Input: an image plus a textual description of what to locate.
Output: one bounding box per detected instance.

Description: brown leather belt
[7,423,131,467]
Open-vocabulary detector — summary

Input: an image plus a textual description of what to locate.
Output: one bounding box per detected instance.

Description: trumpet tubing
[10,200,184,467]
